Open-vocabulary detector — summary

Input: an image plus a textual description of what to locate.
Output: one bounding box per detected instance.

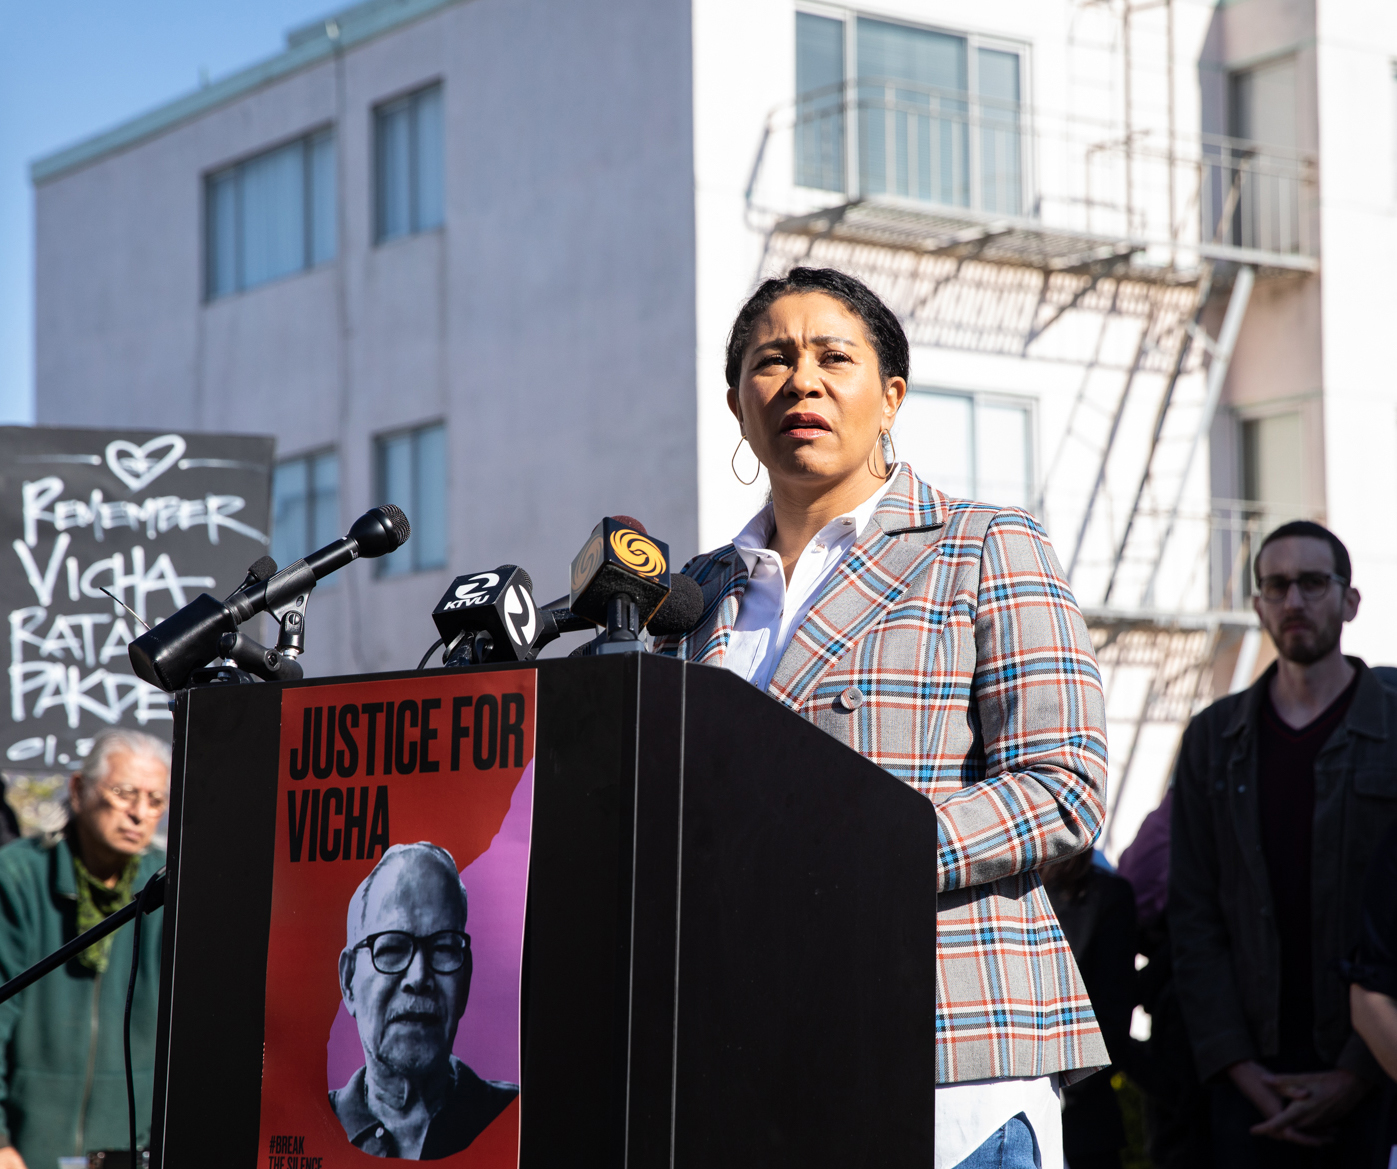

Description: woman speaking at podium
[653,267,1110,1169]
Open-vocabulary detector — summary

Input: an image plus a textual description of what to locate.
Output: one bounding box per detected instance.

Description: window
[1240,411,1303,522]
[893,389,1034,508]
[206,130,335,299]
[375,423,446,576]
[795,14,1024,214]
[376,84,445,242]
[1231,410,1304,600]
[796,14,846,192]
[271,449,340,572]
[1227,57,1298,251]
[1229,57,1296,149]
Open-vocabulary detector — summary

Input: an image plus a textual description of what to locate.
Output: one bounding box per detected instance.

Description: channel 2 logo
[451,572,500,607]
[502,582,537,649]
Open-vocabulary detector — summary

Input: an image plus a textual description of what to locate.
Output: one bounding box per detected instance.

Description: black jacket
[1047,865,1137,1156]
[1170,658,1397,1082]
[329,1057,517,1159]
[1349,817,1397,998]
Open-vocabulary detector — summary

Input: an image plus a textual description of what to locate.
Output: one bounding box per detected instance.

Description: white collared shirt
[724,476,895,691]
[934,1076,1061,1169]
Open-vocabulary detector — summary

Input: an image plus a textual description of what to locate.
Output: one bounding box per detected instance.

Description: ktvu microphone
[129,504,411,691]
[432,566,546,666]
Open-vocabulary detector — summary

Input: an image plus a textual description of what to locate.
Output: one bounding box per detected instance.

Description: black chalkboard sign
[0,426,273,776]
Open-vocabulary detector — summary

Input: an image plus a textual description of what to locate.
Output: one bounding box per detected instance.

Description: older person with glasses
[655,267,1112,1168]
[1171,519,1397,1166]
[331,843,517,1160]
[0,727,170,1169]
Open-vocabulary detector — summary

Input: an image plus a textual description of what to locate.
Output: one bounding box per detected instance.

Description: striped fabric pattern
[655,464,1110,1084]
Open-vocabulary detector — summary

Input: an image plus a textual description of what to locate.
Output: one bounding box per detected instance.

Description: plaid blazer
[655,464,1110,1084]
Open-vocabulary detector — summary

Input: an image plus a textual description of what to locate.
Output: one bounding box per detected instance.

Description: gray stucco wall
[34,0,699,676]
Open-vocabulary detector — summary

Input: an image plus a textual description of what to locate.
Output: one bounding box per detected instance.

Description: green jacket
[0,834,163,1169]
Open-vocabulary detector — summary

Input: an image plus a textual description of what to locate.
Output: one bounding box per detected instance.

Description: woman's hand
[0,1145,27,1169]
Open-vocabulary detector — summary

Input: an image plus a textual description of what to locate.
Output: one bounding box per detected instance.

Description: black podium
[152,653,937,1167]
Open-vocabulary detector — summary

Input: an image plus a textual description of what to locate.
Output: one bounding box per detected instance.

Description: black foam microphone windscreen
[226,555,279,601]
[646,574,704,635]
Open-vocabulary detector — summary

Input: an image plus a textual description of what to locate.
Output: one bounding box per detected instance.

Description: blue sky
[0,0,341,425]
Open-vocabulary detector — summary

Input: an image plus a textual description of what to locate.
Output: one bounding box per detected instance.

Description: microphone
[129,505,411,691]
[431,566,542,666]
[569,517,671,630]
[224,504,409,623]
[543,574,703,638]
[644,573,704,636]
[536,516,653,613]
[227,555,278,599]
[567,516,671,655]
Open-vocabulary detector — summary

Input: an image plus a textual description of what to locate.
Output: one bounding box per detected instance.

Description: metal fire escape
[744,0,1318,854]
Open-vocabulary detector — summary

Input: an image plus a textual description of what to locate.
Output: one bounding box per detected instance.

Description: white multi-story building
[31,0,1397,853]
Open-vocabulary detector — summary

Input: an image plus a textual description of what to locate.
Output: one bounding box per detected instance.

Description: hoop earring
[880,430,897,478]
[731,435,760,486]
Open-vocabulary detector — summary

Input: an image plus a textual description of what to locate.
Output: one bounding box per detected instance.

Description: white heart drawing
[105,434,188,493]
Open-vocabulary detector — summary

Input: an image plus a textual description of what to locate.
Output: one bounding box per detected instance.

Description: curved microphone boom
[129,505,411,691]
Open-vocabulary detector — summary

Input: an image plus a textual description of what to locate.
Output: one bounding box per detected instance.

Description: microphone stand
[188,579,314,686]
[131,506,409,692]
[443,629,496,668]
[0,869,166,1169]
[577,593,644,656]
[0,869,165,1007]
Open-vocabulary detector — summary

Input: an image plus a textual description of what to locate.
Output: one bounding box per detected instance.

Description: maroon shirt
[1257,670,1359,1070]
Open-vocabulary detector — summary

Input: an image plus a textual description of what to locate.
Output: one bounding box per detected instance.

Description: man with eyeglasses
[1171,520,1397,1166]
[330,842,517,1159]
[0,727,169,1169]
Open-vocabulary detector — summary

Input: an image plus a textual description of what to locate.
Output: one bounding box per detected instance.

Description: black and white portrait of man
[329,843,518,1159]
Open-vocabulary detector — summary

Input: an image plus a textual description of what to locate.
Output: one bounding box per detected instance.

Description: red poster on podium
[257,670,535,1168]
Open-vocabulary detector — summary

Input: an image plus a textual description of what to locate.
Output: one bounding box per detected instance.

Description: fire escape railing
[752,84,1319,271]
